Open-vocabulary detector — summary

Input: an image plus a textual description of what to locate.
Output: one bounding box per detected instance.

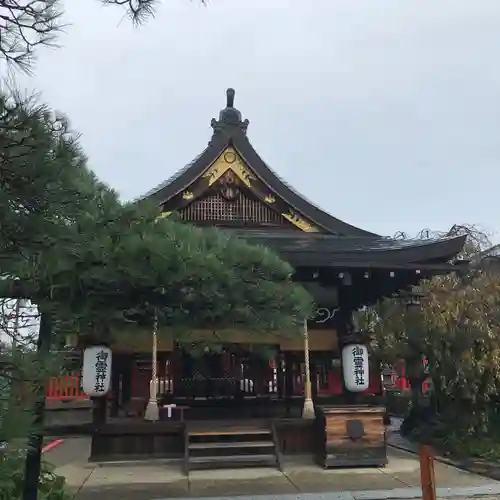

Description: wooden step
[183,423,281,474]
[188,440,275,450]
[188,429,271,437]
[188,453,277,469]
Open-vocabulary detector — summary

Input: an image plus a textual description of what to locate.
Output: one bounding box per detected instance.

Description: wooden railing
[45,363,388,401]
[46,373,88,400]
[155,376,174,396]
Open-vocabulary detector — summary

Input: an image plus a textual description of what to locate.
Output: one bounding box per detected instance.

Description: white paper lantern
[342,344,369,393]
[82,346,112,397]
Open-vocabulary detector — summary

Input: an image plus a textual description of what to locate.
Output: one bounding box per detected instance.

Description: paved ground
[386,417,500,484]
[385,416,418,452]
[44,434,500,500]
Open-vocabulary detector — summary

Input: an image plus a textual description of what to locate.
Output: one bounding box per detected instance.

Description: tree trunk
[22,311,52,500]
[406,357,425,411]
[410,376,422,409]
[431,377,442,415]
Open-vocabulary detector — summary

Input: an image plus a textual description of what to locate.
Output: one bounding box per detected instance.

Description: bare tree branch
[393,223,491,261]
[102,0,207,24]
[101,0,159,25]
[0,0,65,72]
[0,0,207,71]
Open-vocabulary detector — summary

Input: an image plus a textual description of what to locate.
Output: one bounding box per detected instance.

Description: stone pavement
[386,416,500,483]
[385,416,419,453]
[45,436,500,500]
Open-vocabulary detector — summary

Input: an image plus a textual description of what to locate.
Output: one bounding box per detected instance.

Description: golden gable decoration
[282,210,320,232]
[203,147,255,188]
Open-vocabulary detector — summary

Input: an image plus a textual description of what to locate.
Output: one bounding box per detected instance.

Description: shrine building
[84,88,466,470]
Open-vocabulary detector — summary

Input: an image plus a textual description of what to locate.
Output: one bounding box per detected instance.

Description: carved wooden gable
[178,185,289,227]
[162,147,321,232]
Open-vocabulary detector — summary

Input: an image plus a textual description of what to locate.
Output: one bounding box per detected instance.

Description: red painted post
[400,360,408,391]
[419,444,437,500]
[422,379,429,394]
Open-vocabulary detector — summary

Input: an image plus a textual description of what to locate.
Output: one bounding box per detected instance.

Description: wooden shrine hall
[86,88,466,470]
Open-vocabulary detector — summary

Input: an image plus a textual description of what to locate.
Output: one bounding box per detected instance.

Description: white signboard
[342,344,369,393]
[82,346,112,397]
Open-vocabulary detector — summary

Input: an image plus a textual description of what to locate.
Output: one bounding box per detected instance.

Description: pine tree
[1,5,310,499]
[0,89,313,498]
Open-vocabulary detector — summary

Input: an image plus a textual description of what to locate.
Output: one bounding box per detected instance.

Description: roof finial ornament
[226,88,235,108]
[210,88,249,138]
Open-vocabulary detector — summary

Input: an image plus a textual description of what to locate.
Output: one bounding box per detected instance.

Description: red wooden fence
[46,373,88,400]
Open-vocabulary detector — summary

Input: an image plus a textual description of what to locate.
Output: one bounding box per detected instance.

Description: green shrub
[0,450,70,500]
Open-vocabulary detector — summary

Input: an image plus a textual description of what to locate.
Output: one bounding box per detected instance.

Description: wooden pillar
[420,445,437,500]
[277,350,285,399]
[337,307,350,402]
[171,342,180,399]
[310,352,318,399]
[122,354,132,405]
[92,396,107,427]
[110,354,120,418]
[89,394,107,462]
[283,352,293,417]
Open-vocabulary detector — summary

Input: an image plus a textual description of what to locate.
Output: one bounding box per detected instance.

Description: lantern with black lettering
[342,343,369,392]
[82,346,112,397]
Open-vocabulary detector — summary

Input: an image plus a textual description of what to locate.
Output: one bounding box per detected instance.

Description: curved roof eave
[226,230,467,265]
[230,132,379,237]
[136,134,228,204]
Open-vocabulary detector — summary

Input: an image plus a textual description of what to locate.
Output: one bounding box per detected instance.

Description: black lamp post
[403,285,424,308]
[401,285,426,407]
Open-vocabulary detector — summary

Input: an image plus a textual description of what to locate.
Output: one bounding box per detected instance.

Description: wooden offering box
[317,405,387,468]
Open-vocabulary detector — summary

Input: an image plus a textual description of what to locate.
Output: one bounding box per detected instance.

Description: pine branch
[0,0,207,71]
[0,0,64,72]
[101,0,158,24]
[101,0,207,24]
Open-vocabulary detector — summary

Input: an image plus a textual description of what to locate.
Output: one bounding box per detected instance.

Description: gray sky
[19,0,500,241]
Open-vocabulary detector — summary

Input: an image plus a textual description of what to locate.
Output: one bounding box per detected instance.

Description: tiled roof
[136,150,207,202]
[222,229,466,266]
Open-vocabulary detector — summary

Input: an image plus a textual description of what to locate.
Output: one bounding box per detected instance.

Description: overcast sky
[17,0,500,242]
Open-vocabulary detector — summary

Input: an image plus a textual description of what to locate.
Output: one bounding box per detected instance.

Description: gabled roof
[139,88,466,267]
[140,88,377,237]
